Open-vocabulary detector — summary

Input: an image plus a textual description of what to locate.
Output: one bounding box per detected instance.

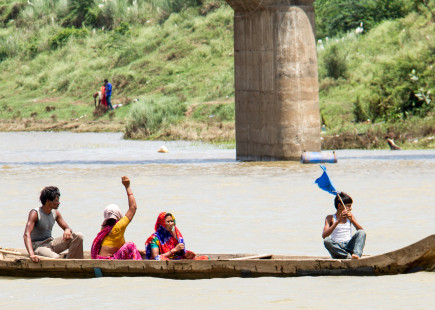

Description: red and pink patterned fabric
[91,223,141,260]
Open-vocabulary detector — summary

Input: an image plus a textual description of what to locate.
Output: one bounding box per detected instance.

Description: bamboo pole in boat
[0,249,26,256]
[230,254,273,260]
[0,248,55,260]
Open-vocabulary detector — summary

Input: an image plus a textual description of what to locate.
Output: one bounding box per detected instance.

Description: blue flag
[315,165,337,195]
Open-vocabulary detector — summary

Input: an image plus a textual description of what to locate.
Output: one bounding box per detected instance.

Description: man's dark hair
[40,186,60,205]
[104,79,108,83]
[334,192,353,209]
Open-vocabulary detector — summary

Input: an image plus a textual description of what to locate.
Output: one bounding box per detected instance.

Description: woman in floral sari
[91,176,141,260]
[145,212,208,260]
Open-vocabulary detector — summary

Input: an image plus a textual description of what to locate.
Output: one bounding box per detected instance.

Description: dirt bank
[1,118,433,149]
[0,118,235,142]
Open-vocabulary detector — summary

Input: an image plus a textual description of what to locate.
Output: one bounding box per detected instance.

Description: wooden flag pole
[335,192,348,212]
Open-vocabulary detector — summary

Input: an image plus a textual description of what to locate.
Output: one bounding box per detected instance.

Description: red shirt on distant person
[101,85,107,106]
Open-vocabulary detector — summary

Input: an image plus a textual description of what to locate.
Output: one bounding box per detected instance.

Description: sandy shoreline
[0,119,125,133]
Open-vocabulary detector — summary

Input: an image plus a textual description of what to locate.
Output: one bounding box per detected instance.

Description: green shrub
[150,0,203,13]
[25,37,40,58]
[114,22,130,35]
[149,0,204,22]
[367,55,433,120]
[85,7,115,30]
[0,37,8,62]
[353,96,368,123]
[62,0,95,28]
[0,2,26,25]
[403,69,433,117]
[125,99,187,138]
[48,27,89,50]
[321,44,347,79]
[368,96,387,122]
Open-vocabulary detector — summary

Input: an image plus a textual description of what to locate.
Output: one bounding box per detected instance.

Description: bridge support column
[226,0,321,161]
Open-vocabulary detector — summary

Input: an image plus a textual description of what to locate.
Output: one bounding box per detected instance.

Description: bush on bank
[125,98,186,138]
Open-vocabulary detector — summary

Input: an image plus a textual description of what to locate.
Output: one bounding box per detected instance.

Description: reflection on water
[0,132,434,309]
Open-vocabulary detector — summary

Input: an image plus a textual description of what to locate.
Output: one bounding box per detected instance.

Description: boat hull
[1,235,434,279]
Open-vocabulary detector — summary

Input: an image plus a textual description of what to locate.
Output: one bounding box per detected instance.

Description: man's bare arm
[55,211,72,240]
[23,210,40,262]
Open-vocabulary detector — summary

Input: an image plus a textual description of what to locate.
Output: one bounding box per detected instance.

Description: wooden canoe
[1,235,434,279]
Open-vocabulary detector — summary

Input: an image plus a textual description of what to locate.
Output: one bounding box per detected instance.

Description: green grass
[0,0,433,147]
[0,1,233,127]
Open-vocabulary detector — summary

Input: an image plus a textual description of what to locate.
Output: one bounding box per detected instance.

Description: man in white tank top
[23,186,84,262]
[322,192,366,259]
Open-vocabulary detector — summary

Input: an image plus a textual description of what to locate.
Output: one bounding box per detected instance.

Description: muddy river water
[0,132,433,309]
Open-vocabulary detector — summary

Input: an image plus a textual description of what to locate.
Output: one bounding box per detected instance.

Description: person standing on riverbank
[322,192,366,259]
[23,186,84,262]
[104,79,113,110]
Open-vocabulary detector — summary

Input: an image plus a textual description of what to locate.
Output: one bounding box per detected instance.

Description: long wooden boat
[1,235,434,279]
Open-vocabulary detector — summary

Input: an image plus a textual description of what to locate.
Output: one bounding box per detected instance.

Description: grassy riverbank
[0,0,434,149]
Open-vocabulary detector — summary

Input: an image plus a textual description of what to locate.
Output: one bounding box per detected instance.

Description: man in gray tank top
[23,186,84,262]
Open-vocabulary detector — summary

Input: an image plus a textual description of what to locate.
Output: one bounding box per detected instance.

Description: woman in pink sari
[91,176,141,260]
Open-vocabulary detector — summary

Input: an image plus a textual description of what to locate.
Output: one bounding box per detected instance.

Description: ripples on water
[0,132,434,309]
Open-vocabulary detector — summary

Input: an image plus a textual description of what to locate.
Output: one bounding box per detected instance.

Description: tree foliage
[314,0,415,39]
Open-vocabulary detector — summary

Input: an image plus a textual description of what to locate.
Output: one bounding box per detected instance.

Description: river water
[0,132,434,309]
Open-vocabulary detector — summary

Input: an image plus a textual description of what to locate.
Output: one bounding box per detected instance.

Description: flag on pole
[315,165,337,195]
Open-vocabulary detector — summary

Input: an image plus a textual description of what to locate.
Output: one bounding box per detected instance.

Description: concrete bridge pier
[225,0,321,161]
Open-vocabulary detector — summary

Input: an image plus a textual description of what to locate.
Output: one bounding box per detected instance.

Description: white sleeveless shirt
[330,214,352,242]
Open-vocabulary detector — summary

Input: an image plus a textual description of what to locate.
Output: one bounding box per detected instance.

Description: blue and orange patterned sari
[145,212,208,260]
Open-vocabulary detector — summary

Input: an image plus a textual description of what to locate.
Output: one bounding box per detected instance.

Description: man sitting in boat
[145,212,208,260]
[322,192,366,259]
[91,176,142,260]
[23,186,84,262]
